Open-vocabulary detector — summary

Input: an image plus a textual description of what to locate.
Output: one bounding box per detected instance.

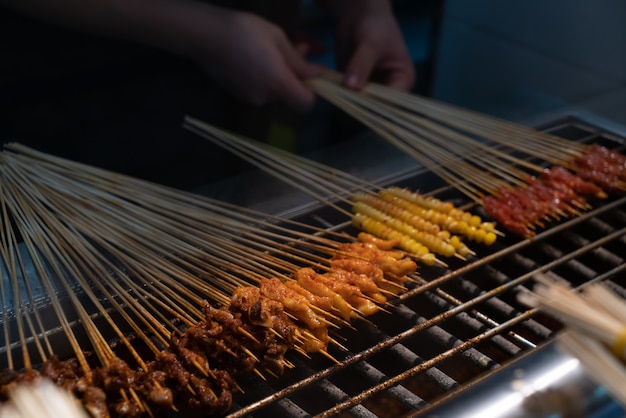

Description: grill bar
[227,182,626,416]
[316,311,538,418]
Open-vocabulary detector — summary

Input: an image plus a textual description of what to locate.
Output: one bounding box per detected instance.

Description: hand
[0,0,322,112]
[323,0,415,91]
[194,9,322,112]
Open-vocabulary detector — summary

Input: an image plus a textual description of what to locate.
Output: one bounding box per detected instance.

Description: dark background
[0,1,443,190]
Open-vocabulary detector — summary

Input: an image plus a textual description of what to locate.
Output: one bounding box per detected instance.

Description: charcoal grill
[2,113,626,417]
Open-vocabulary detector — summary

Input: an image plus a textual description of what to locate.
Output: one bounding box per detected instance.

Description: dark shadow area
[0,1,444,190]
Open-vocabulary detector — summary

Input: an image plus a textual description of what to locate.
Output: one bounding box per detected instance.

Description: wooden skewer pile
[302,71,626,237]
[184,116,502,267]
[0,379,89,418]
[519,273,626,406]
[0,143,419,417]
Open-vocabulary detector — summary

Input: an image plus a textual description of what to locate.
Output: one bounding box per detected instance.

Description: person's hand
[0,0,322,112]
[193,9,322,112]
[321,0,415,91]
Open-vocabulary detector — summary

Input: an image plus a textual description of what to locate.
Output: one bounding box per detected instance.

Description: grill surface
[222,115,626,417]
[1,115,626,417]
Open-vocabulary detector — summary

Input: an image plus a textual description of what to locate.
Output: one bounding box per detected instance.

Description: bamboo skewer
[520,273,626,407]
[306,73,605,203]
[0,141,417,404]
[184,114,500,258]
[2,159,174,361]
[5,143,360,259]
[0,378,90,418]
[345,69,587,162]
[267,71,625,239]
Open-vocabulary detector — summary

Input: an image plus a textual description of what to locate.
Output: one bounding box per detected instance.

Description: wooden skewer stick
[307,75,597,207]
[318,70,587,163]
[0,141,419,412]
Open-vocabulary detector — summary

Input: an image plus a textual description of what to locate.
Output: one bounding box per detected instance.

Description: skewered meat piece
[356,232,401,250]
[81,386,109,418]
[314,272,379,317]
[541,166,606,198]
[330,256,404,295]
[283,280,334,312]
[136,370,172,410]
[93,358,137,394]
[151,337,234,415]
[335,241,417,280]
[330,258,384,287]
[482,166,597,238]
[232,284,329,355]
[92,359,144,418]
[572,145,626,192]
[483,195,534,238]
[152,350,192,389]
[326,268,387,304]
[230,286,298,346]
[294,267,378,318]
[576,167,626,193]
[193,302,293,376]
[231,286,272,327]
[169,334,211,378]
[41,356,82,391]
[498,187,551,225]
[295,267,355,321]
[240,317,296,374]
[178,372,233,415]
[259,278,329,330]
[109,396,142,418]
[575,145,626,178]
[181,306,255,374]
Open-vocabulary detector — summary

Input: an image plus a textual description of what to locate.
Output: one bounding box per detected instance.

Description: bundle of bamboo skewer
[0,379,88,418]
[519,273,626,407]
[184,71,626,240]
[184,116,503,268]
[0,143,419,417]
[301,71,625,238]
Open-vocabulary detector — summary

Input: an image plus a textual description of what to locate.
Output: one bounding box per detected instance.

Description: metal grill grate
[222,115,626,417]
[1,115,625,417]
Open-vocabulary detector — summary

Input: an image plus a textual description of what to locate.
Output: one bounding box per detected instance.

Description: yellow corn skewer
[353,192,443,236]
[352,213,438,266]
[353,192,474,258]
[385,187,498,233]
[381,188,498,245]
[353,202,457,258]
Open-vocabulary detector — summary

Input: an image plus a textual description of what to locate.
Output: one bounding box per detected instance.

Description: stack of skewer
[520,273,626,407]
[184,116,504,269]
[0,143,420,417]
[0,379,88,418]
[304,71,626,238]
[185,72,626,240]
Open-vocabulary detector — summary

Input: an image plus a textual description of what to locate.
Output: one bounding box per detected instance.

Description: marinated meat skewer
[0,232,418,418]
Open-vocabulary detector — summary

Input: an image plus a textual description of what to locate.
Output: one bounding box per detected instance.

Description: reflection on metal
[419,340,623,418]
